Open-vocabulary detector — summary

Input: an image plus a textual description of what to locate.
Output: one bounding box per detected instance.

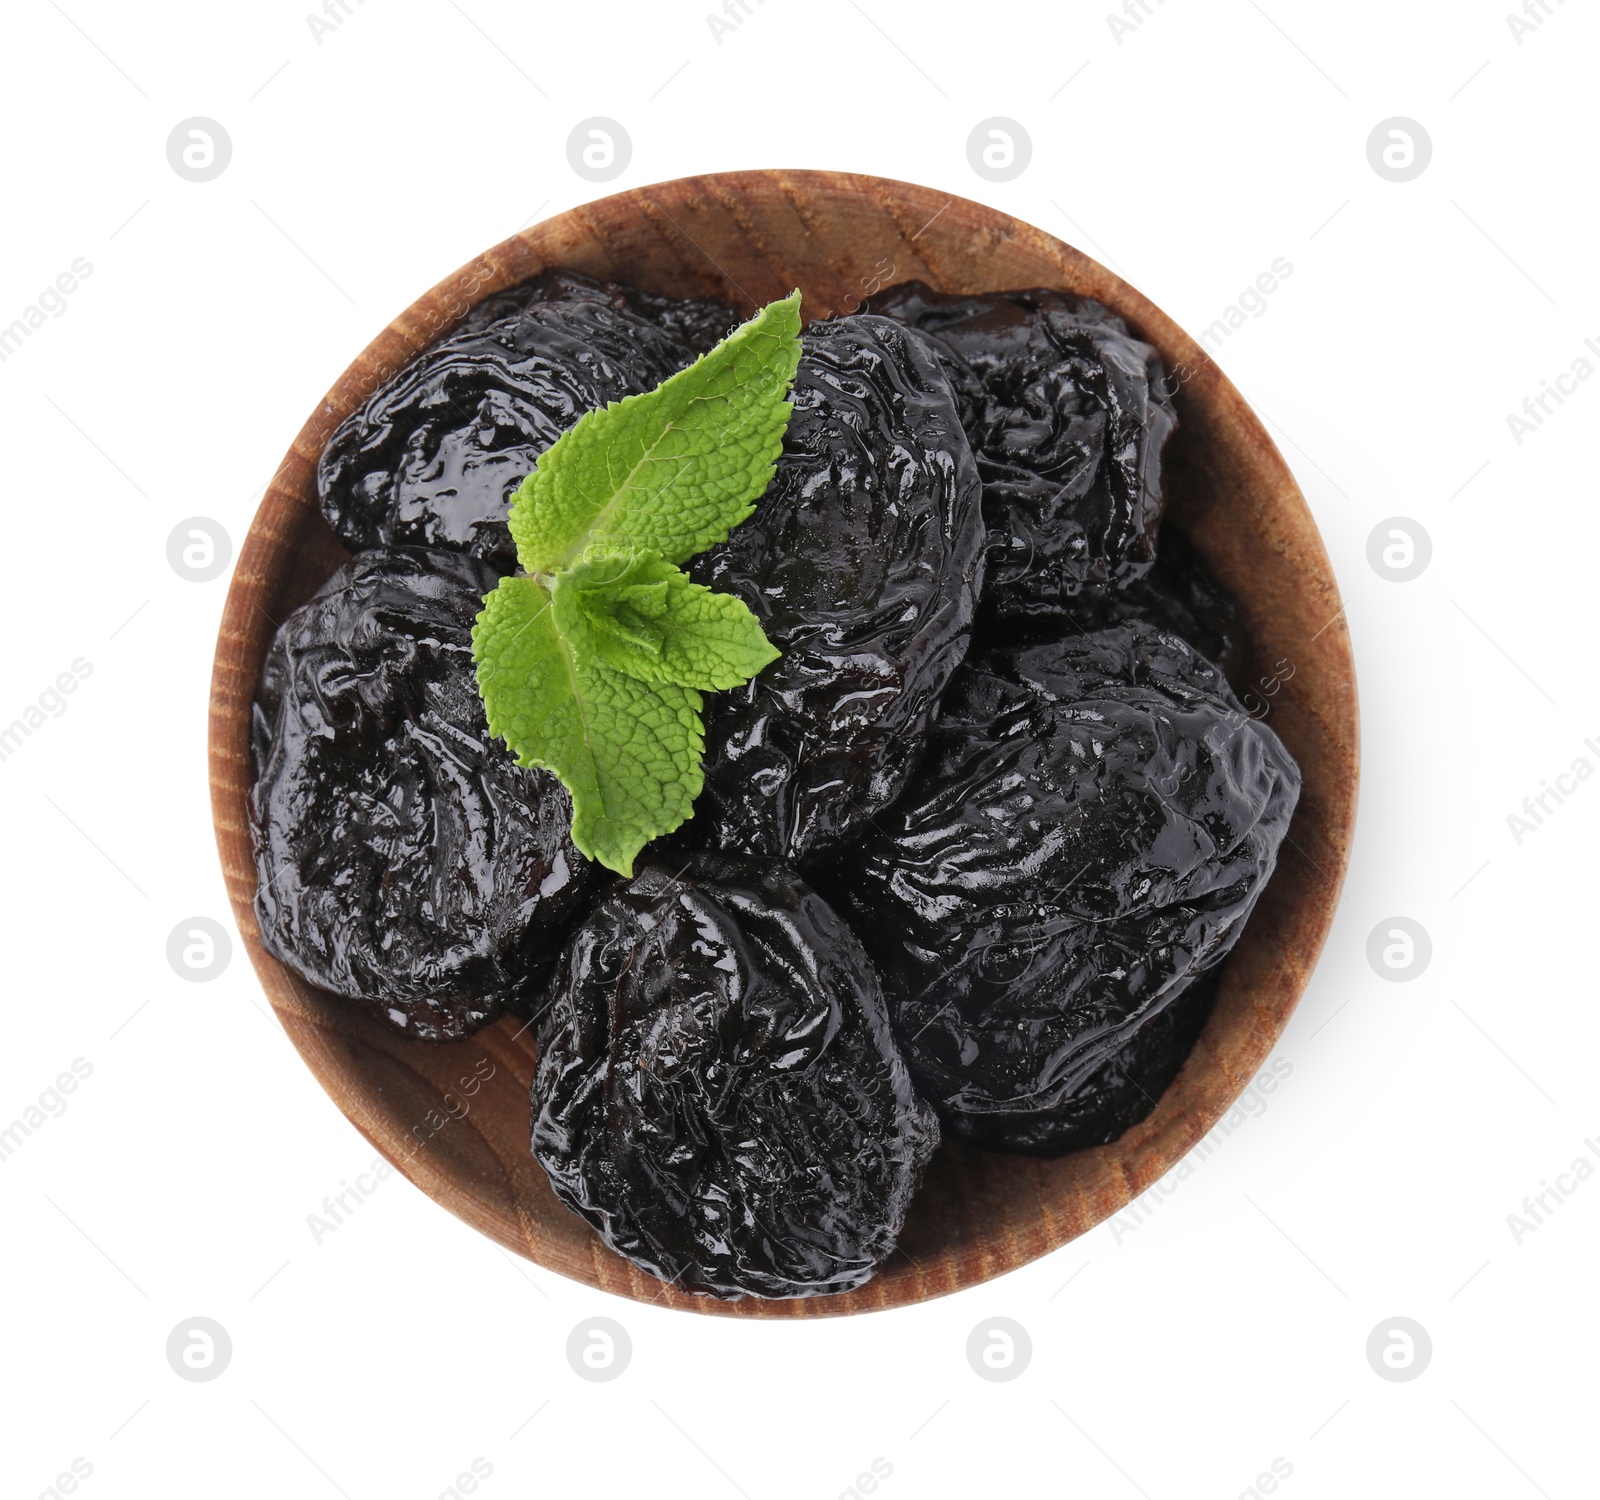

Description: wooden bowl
[209,170,1358,1317]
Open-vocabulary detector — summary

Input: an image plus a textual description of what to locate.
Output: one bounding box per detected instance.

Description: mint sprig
[552,548,780,691]
[473,291,802,876]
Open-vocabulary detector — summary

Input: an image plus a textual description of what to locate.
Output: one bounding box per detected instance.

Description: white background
[1,1,1595,1496]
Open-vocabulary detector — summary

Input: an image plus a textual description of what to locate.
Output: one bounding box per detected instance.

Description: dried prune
[317,272,708,570]
[830,621,1299,1155]
[459,268,738,355]
[864,281,1176,624]
[1034,966,1221,1151]
[1055,525,1249,692]
[624,284,741,356]
[532,855,938,1298]
[250,547,594,1040]
[685,314,985,862]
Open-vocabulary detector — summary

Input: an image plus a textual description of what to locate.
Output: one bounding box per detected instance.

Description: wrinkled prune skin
[1054,526,1249,693]
[864,281,1176,623]
[831,621,1300,1156]
[532,856,938,1299]
[686,315,985,863]
[460,268,738,355]
[317,272,709,570]
[250,547,594,1040]
[625,285,741,356]
[1035,967,1221,1151]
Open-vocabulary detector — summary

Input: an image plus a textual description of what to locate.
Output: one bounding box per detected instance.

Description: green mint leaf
[473,574,704,877]
[508,290,802,573]
[475,291,801,873]
[553,548,781,692]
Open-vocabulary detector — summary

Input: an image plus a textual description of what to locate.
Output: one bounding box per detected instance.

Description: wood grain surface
[208,170,1359,1317]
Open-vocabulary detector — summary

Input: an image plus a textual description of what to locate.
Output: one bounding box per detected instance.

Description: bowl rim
[208,168,1359,1317]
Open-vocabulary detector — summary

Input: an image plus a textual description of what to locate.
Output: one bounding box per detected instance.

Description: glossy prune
[686,314,985,862]
[1033,967,1220,1151]
[865,281,1176,623]
[316,272,707,570]
[831,621,1299,1155]
[624,284,741,356]
[250,547,594,1040]
[460,268,738,355]
[1056,525,1249,692]
[531,856,938,1299]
